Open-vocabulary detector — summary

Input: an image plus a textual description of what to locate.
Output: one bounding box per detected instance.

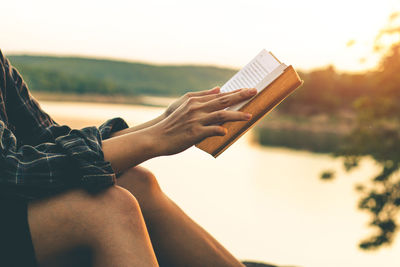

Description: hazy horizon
[2,0,399,73]
[1,49,388,74]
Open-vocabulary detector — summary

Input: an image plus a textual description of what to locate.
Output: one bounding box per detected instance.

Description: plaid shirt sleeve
[0,51,129,200]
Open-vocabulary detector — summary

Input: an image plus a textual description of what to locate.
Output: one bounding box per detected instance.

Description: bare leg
[28,186,159,267]
[116,166,244,267]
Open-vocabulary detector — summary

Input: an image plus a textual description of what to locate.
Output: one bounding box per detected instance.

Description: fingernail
[245,113,252,120]
[247,88,257,95]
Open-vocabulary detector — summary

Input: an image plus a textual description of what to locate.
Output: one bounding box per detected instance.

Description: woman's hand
[111,87,223,138]
[149,88,257,156]
[103,87,257,173]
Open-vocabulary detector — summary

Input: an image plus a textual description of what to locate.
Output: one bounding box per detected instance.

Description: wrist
[141,124,166,158]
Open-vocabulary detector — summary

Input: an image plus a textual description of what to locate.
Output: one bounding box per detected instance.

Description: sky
[1,0,399,72]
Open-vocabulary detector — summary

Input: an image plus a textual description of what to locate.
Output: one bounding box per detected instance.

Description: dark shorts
[0,199,38,267]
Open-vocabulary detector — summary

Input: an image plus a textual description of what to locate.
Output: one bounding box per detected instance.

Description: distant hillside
[8,55,237,96]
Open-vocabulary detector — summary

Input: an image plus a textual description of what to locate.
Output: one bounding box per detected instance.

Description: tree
[327,12,400,250]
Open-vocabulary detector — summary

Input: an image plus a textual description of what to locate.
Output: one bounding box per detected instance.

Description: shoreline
[36,92,354,154]
[33,91,173,107]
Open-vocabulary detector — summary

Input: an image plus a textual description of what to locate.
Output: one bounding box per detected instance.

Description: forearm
[102,126,160,174]
[110,113,166,138]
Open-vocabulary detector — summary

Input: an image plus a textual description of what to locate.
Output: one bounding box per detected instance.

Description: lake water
[41,101,399,267]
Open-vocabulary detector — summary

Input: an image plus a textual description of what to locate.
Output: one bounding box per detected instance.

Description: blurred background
[2,0,400,266]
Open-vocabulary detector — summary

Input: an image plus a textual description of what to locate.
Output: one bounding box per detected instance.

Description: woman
[0,50,257,267]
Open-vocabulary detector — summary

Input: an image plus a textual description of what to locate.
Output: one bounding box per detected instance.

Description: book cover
[196,50,303,157]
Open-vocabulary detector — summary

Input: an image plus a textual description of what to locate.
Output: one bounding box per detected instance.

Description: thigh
[27,189,99,267]
[0,199,38,267]
[27,186,154,267]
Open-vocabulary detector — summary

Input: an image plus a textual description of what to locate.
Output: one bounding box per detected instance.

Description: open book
[196,49,303,157]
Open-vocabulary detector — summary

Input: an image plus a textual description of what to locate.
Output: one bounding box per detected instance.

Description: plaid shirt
[0,50,129,200]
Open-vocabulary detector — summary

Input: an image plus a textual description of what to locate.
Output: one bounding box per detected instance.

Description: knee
[121,166,161,193]
[66,186,143,231]
[81,186,146,244]
[96,186,142,220]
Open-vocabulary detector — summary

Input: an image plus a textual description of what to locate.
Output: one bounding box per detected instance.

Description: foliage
[320,170,335,180]
[277,66,371,116]
[8,55,235,96]
[326,13,400,250]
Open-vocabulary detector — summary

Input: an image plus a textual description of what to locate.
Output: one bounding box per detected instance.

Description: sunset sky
[2,0,399,72]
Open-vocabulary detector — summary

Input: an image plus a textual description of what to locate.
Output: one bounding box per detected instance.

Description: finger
[199,125,228,139]
[200,110,252,125]
[202,88,257,112]
[189,87,220,97]
[191,88,243,104]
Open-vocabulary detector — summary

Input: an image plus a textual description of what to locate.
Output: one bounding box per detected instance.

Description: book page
[220,49,281,94]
